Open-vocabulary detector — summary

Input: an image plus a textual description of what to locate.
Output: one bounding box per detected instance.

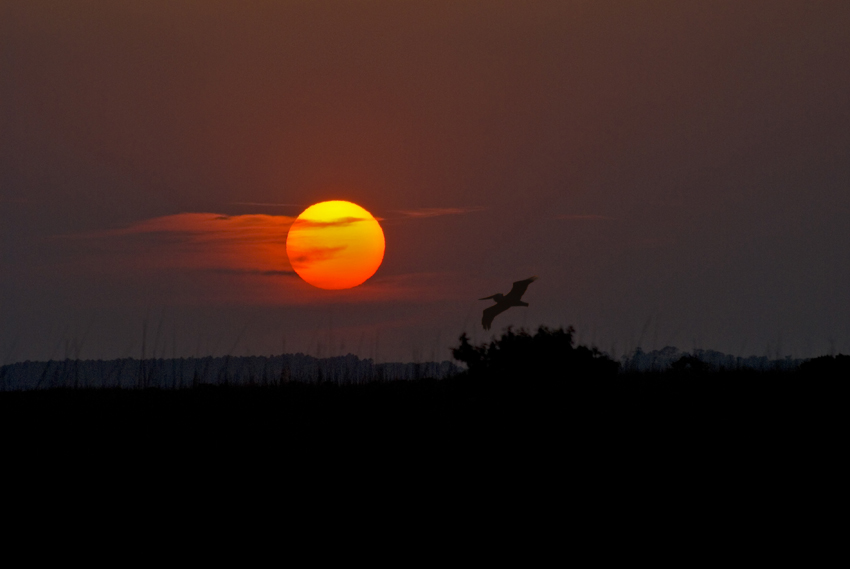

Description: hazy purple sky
[3,1,849,363]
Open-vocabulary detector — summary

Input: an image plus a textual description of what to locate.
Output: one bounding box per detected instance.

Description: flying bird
[479,276,538,330]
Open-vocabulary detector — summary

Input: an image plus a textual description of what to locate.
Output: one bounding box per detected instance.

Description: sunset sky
[2,1,849,363]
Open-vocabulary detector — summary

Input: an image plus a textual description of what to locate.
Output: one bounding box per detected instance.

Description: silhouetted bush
[452,326,619,385]
[670,355,710,373]
[799,354,850,378]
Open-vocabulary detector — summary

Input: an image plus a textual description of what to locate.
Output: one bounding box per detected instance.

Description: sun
[285,200,385,290]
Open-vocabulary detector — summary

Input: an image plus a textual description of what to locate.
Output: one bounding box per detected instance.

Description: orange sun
[285,200,385,289]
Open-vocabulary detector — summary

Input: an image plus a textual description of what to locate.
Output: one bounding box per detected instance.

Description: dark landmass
[2,328,844,531]
[1,328,844,463]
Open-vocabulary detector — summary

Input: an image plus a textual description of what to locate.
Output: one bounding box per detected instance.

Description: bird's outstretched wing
[505,276,538,302]
[482,303,510,330]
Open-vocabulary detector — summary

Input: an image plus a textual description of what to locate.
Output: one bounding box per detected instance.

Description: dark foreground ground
[2,362,845,539]
[2,366,843,459]
[5,335,844,547]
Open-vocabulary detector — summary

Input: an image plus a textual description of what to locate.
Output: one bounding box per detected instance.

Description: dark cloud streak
[210,268,297,277]
[393,207,485,219]
[291,217,370,229]
[290,246,347,266]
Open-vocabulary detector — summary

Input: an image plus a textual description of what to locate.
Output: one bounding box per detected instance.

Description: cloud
[289,246,347,266]
[87,213,296,274]
[291,216,372,229]
[395,207,484,218]
[210,268,298,277]
[229,202,304,208]
[112,212,294,235]
[556,214,618,221]
[61,212,459,306]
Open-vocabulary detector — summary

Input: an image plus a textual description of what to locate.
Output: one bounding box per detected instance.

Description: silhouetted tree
[452,326,619,386]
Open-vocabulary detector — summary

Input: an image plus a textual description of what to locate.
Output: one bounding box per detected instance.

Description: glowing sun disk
[285,200,385,290]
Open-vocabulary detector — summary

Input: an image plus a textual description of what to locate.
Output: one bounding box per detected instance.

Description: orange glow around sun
[285,201,385,290]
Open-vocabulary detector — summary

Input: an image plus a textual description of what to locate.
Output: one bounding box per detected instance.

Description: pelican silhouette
[479,276,538,330]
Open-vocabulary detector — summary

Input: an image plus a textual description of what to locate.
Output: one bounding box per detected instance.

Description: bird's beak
[479,295,496,300]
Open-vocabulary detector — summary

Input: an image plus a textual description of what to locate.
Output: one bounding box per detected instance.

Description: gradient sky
[2,1,849,363]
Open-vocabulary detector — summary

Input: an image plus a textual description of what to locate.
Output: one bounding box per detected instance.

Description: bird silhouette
[479,276,538,330]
